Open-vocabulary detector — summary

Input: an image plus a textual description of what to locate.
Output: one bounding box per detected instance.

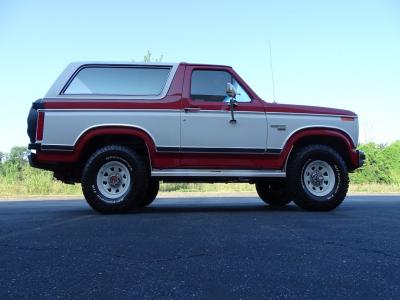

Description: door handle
[184,107,201,113]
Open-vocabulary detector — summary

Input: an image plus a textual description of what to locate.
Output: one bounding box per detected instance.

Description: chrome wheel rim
[96,161,131,202]
[303,160,335,197]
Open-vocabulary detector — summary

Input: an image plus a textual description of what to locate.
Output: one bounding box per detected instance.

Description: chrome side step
[151,169,286,178]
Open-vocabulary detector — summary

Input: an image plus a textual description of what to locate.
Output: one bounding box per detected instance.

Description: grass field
[0,181,398,198]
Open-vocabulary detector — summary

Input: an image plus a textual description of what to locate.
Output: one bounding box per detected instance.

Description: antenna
[268,40,276,103]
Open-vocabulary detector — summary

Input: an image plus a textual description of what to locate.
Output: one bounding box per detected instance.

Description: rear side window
[190,70,251,102]
[63,66,171,96]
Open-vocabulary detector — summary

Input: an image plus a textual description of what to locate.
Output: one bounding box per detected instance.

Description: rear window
[63,66,171,96]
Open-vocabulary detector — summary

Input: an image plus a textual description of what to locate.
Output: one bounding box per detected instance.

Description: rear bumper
[28,152,55,171]
[28,143,40,150]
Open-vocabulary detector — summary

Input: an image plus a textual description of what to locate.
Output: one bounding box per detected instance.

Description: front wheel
[81,145,149,213]
[287,144,349,211]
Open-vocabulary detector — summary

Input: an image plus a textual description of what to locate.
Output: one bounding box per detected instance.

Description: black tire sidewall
[255,180,292,206]
[139,179,159,207]
[289,146,348,211]
[82,146,147,213]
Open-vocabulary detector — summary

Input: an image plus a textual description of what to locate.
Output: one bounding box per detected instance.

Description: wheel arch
[74,125,157,169]
[283,127,355,170]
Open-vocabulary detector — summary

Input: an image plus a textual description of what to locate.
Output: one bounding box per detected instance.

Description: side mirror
[227,83,238,124]
[226,82,237,99]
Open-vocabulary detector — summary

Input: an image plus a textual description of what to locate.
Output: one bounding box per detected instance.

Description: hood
[264,102,357,117]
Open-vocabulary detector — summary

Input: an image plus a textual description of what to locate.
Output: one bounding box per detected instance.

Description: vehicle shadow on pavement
[141,205,301,214]
[141,197,303,214]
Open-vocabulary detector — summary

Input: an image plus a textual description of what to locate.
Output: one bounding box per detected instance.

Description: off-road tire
[81,145,149,213]
[255,180,292,206]
[287,144,349,211]
[138,179,159,208]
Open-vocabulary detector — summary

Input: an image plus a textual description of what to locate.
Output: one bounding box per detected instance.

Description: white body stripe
[42,110,181,148]
[41,109,359,151]
[266,113,358,149]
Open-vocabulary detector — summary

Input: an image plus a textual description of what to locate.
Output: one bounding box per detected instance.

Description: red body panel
[36,112,45,141]
[265,102,356,116]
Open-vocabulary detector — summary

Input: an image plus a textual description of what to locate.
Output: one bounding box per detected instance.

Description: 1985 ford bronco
[27,62,365,213]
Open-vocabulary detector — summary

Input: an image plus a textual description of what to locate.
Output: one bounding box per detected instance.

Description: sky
[0,0,399,152]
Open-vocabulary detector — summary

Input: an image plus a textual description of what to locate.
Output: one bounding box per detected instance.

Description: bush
[350,141,400,185]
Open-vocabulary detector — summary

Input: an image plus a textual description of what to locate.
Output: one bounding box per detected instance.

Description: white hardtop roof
[44,61,179,99]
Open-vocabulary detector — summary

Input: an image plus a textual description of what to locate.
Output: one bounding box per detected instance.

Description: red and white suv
[27,62,365,213]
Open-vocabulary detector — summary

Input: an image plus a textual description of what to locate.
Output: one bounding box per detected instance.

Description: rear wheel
[255,180,292,206]
[138,179,159,208]
[287,144,349,211]
[81,145,149,213]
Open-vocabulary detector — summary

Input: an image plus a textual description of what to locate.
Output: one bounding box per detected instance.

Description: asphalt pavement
[0,195,399,299]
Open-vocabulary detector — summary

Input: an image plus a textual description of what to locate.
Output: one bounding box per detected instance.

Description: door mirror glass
[226,82,237,99]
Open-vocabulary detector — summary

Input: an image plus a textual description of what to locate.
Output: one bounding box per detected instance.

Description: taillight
[36,111,45,141]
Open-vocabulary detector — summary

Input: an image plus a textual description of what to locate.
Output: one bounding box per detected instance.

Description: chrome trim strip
[151,169,286,178]
[156,146,271,154]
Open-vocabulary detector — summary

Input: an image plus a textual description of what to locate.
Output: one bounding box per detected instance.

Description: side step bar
[151,169,286,178]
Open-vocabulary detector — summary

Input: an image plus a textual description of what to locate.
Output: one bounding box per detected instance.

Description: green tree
[382,140,400,184]
[8,146,28,165]
[350,141,400,184]
[1,146,29,180]
[143,50,163,62]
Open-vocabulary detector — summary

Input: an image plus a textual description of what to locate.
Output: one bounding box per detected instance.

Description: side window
[190,70,251,102]
[232,78,251,102]
[63,66,171,96]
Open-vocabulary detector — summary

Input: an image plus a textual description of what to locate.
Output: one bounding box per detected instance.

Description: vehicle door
[180,66,267,168]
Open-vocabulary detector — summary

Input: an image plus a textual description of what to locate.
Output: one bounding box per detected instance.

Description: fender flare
[283,127,355,151]
[73,125,158,161]
[280,127,356,170]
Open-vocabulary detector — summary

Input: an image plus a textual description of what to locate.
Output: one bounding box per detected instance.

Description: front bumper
[349,149,366,170]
